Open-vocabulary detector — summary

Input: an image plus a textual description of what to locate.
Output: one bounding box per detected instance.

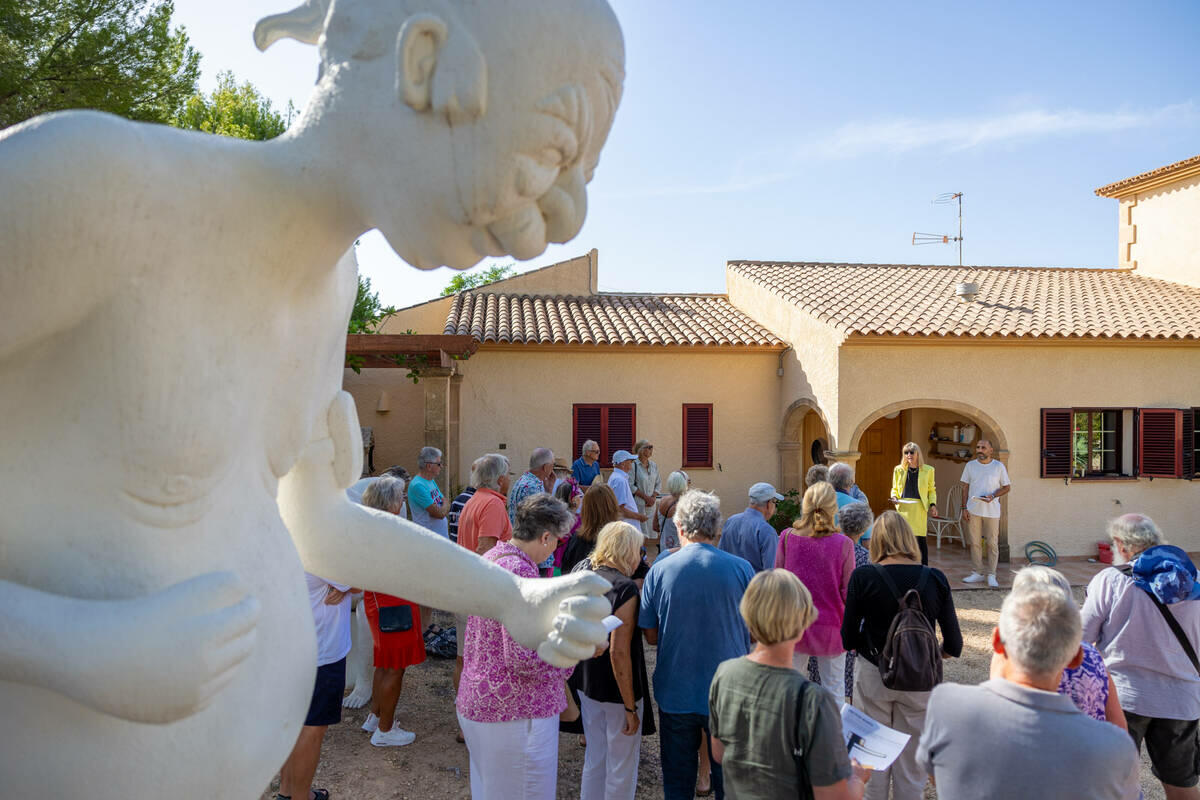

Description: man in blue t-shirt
[640,490,754,800]
[571,439,602,486]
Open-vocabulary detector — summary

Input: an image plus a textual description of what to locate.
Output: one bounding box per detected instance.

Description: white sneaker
[987,574,999,588]
[371,726,416,747]
[361,712,379,733]
[963,572,985,583]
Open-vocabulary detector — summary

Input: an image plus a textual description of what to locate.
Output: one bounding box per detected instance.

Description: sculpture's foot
[342,687,371,709]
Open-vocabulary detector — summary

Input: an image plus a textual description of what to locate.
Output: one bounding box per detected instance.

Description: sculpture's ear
[396,13,487,122]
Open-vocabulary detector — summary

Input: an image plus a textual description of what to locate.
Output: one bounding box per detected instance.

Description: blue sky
[174,0,1200,308]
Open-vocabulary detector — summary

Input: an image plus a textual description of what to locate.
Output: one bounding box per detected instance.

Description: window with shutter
[572,404,636,466]
[682,404,713,468]
[1040,408,1072,478]
[1139,409,1184,478]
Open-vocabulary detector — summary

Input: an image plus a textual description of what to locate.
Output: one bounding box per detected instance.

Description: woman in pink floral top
[457,494,599,800]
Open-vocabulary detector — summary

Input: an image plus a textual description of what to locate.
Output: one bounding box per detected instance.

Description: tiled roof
[728,261,1200,340]
[1094,154,1200,197]
[443,292,783,347]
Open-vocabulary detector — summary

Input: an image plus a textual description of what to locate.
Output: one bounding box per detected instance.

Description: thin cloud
[601,101,1197,199]
[815,102,1197,158]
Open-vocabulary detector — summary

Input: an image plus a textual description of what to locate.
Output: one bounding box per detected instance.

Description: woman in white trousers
[574,522,653,800]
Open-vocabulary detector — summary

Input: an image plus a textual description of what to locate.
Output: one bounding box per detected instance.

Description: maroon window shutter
[1040,408,1072,478]
[682,404,713,468]
[1139,409,1183,478]
[1183,409,1195,480]
[573,405,602,464]
[605,405,636,463]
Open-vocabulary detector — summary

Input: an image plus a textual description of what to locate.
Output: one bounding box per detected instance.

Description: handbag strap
[792,679,815,800]
[1148,592,1200,677]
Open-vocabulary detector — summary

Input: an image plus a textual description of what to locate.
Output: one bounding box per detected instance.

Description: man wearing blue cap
[717,482,782,572]
[608,450,647,524]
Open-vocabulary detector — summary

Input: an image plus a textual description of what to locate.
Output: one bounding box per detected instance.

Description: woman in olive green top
[710,569,869,800]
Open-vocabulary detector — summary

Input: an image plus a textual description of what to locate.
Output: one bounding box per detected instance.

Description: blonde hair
[869,510,921,562]
[898,442,926,469]
[794,482,839,537]
[590,521,644,572]
[740,569,818,646]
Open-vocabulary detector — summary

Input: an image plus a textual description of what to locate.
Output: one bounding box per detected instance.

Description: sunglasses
[903,450,917,455]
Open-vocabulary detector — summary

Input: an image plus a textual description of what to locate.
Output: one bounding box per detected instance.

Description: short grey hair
[664,470,688,496]
[581,439,599,457]
[466,456,484,488]
[418,446,442,467]
[999,568,1082,680]
[361,475,406,514]
[805,464,829,487]
[838,502,874,539]
[828,462,854,492]
[674,490,721,540]
[512,494,573,542]
[1107,513,1164,557]
[474,453,510,491]
[529,447,555,471]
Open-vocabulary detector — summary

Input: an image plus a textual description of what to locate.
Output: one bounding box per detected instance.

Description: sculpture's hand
[68,572,260,723]
[503,571,612,668]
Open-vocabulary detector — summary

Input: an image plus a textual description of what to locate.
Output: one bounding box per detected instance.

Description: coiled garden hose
[1024,540,1057,567]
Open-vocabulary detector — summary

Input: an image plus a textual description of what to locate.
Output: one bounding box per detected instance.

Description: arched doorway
[851,399,1010,561]
[780,400,832,492]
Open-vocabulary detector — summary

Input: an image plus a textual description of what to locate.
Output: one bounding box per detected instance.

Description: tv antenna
[912,192,963,266]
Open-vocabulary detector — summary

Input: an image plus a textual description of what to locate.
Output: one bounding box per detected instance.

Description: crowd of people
[276,439,1200,800]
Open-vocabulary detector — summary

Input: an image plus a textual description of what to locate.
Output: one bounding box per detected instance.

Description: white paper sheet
[602,615,623,633]
[840,703,911,771]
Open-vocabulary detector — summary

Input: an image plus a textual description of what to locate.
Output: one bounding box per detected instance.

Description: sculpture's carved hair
[254,0,486,122]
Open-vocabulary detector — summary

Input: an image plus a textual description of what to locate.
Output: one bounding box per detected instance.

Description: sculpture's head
[256,0,624,269]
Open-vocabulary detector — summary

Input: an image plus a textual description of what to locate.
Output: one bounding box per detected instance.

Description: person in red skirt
[358,476,426,746]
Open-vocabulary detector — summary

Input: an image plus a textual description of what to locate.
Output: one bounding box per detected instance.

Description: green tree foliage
[172,71,293,141]
[0,0,201,129]
[440,264,516,296]
[348,274,397,335]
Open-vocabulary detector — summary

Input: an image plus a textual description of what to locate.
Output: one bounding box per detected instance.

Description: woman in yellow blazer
[891,442,938,565]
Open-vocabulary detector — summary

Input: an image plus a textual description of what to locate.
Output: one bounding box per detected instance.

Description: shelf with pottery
[928,421,977,462]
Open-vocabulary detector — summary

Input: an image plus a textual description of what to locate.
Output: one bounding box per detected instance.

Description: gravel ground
[261,593,1165,800]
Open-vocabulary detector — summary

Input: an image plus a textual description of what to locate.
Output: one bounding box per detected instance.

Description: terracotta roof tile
[1095,153,1200,197]
[444,292,783,348]
[727,261,1200,340]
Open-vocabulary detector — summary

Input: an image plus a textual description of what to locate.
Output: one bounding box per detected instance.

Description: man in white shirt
[960,439,1011,587]
[607,450,647,524]
[277,573,355,800]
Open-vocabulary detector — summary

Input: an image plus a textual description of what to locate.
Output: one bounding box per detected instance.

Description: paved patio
[927,535,1200,590]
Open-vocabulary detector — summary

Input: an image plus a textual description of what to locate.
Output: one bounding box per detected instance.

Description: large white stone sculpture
[0,0,623,795]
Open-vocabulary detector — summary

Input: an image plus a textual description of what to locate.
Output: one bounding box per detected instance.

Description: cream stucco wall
[1117,175,1200,287]
[343,368,427,475]
[838,341,1200,556]
[452,347,782,508]
[726,266,844,450]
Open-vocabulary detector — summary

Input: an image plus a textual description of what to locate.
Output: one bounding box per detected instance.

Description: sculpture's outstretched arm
[278,392,611,667]
[0,572,259,723]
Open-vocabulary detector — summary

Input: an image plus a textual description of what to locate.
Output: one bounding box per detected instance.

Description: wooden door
[857,415,903,515]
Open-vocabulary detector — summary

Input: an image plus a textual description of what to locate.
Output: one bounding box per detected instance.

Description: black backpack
[873,565,942,692]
